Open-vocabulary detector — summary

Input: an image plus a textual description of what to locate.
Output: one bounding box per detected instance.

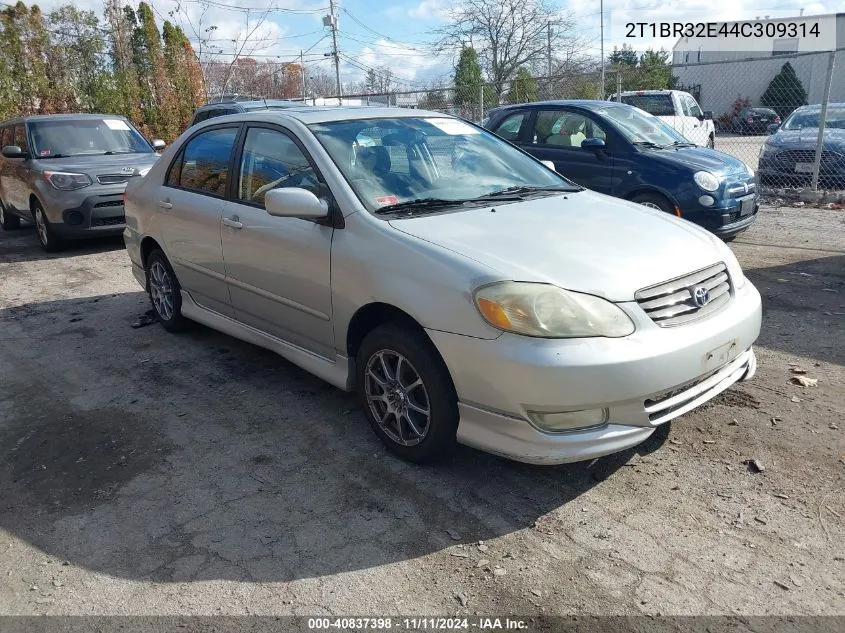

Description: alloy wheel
[364,349,431,446]
[149,260,174,321]
[34,208,48,245]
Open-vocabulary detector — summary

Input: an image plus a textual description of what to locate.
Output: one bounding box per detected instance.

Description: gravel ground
[0,206,843,618]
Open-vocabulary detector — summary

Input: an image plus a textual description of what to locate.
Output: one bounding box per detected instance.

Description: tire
[630,192,675,215]
[32,200,62,252]
[707,134,715,149]
[0,201,21,230]
[356,323,459,464]
[146,249,191,332]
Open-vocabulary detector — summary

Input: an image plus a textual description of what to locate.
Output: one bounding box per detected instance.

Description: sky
[22,0,845,89]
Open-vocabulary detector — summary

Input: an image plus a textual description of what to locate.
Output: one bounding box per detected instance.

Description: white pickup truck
[614,90,716,148]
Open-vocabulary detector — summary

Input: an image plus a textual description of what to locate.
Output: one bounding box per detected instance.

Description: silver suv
[124,107,761,465]
[0,114,163,251]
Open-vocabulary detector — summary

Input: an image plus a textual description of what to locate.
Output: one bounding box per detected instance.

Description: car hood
[32,152,160,174]
[768,128,845,147]
[643,145,749,175]
[388,190,724,302]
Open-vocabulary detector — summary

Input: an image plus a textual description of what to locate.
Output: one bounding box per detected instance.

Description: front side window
[167,126,238,196]
[493,113,525,141]
[532,111,606,148]
[310,117,574,213]
[683,95,703,117]
[27,118,152,158]
[0,126,12,147]
[14,125,29,151]
[238,127,320,206]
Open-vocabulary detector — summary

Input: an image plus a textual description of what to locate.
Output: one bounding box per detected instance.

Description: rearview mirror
[701,111,713,120]
[1,145,27,159]
[581,138,606,151]
[151,139,166,150]
[540,160,556,171]
[265,187,329,219]
[767,123,780,135]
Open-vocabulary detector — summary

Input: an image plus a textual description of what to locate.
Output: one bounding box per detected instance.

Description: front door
[221,125,335,359]
[679,94,708,146]
[6,125,32,212]
[521,109,614,193]
[158,124,239,317]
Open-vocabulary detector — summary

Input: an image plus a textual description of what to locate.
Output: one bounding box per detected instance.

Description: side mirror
[700,111,713,120]
[540,160,556,171]
[265,187,329,220]
[767,124,780,135]
[151,139,166,150]
[581,137,606,151]
[2,145,27,159]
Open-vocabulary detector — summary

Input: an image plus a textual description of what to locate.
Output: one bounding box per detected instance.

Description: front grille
[635,263,732,327]
[776,149,842,165]
[97,174,133,185]
[92,215,125,226]
[725,181,756,198]
[94,200,123,208]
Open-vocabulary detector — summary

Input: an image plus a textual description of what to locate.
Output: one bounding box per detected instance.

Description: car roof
[491,100,636,113]
[198,99,303,110]
[618,90,678,95]
[1,113,129,124]
[792,103,845,111]
[211,106,458,124]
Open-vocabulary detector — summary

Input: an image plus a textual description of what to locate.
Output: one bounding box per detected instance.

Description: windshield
[592,104,687,146]
[619,94,675,117]
[28,118,153,157]
[782,107,845,130]
[309,117,575,213]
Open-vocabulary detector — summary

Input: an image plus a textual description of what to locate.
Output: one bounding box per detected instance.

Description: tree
[454,46,483,105]
[48,6,104,112]
[506,67,538,103]
[609,44,638,68]
[364,66,395,94]
[761,62,808,119]
[436,0,574,90]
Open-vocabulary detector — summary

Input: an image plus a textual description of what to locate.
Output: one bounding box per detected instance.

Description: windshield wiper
[667,141,697,148]
[633,141,665,149]
[475,184,581,199]
[373,198,465,215]
[103,150,137,155]
[37,153,72,158]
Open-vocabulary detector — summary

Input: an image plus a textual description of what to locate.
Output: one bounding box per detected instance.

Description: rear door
[158,124,240,317]
[521,108,614,193]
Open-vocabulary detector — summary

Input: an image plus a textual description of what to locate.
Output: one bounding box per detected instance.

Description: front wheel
[356,323,459,463]
[32,201,62,252]
[146,249,191,332]
[630,192,675,215]
[707,134,715,149]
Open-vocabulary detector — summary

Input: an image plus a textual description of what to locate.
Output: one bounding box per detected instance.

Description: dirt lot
[0,206,843,618]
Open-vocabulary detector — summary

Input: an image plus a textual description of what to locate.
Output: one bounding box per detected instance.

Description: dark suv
[188,95,305,128]
[0,114,163,251]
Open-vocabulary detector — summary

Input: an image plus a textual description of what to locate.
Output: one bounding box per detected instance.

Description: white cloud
[407,0,449,21]
[344,38,452,88]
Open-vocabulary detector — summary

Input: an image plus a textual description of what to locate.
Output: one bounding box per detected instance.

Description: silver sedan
[123,107,761,465]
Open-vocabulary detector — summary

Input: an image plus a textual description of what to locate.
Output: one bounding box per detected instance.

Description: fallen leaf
[791,376,818,387]
[790,368,808,374]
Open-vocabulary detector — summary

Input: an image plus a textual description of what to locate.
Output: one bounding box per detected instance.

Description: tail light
[774,116,781,123]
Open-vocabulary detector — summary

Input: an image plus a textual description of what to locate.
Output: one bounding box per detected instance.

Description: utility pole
[616,71,621,101]
[325,0,342,102]
[546,21,552,78]
[600,0,605,99]
[300,50,306,101]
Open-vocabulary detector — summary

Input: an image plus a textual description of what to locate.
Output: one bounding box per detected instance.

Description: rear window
[620,94,675,117]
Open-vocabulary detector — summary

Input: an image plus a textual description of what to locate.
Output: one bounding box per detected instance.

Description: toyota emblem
[692,285,710,307]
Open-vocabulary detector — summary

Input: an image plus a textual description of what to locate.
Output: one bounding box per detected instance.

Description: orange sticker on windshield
[375,195,399,206]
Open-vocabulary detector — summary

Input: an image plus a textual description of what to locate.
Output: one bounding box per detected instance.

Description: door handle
[222,216,243,229]
[158,201,172,210]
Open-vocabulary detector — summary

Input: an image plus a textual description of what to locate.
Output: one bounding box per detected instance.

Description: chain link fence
[319,49,844,194]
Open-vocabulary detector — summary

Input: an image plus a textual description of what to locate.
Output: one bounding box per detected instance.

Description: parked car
[0,114,163,251]
[124,107,761,465]
[614,90,715,148]
[758,103,845,188]
[188,95,305,129]
[730,107,780,135]
[485,100,758,239]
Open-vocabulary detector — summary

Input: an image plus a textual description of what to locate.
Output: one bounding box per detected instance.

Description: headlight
[759,144,771,158]
[693,171,720,192]
[746,164,755,177]
[722,245,747,289]
[44,171,92,190]
[474,282,635,338]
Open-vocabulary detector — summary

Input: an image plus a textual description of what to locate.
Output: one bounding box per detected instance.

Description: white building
[671,13,844,117]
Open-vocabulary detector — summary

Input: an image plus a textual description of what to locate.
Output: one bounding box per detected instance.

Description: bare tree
[435,0,574,89]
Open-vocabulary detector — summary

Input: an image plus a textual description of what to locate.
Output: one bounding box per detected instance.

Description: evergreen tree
[608,44,638,68]
[506,67,538,103]
[454,46,483,106]
[761,62,808,119]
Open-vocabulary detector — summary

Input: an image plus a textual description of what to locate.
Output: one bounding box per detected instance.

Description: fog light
[66,210,84,225]
[529,408,609,433]
[698,195,715,206]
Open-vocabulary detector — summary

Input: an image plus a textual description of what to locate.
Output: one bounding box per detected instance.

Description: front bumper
[682,194,758,237]
[51,192,126,238]
[428,281,762,465]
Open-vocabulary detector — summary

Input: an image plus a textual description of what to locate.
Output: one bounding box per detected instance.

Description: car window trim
[163,122,243,199]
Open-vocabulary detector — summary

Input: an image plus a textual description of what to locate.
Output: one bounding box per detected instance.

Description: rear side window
[191,111,210,125]
[620,94,675,117]
[492,113,525,141]
[166,127,238,197]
